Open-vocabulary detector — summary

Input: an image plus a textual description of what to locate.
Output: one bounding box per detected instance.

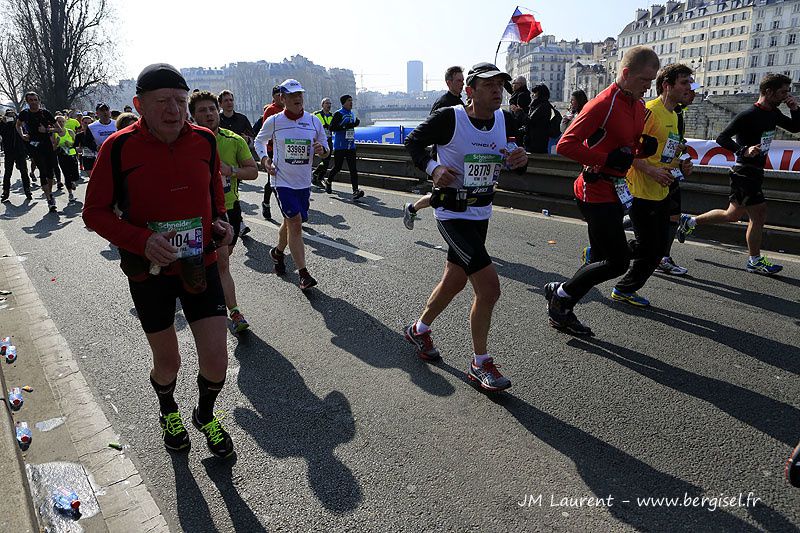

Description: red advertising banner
[686,139,800,172]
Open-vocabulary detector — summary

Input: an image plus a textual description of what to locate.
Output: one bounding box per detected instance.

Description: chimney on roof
[637,8,648,20]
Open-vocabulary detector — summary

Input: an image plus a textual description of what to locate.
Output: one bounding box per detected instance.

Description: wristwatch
[231,166,239,176]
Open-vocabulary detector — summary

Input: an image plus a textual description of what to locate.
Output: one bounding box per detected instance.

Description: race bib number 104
[147,217,203,259]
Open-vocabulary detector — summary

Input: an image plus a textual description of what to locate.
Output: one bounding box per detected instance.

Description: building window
[722,15,727,23]
[772,20,780,29]
[794,3,800,13]
[789,34,797,45]
[755,22,762,31]
[757,9,765,18]
[753,38,761,48]
[787,52,794,65]
[741,26,747,34]
[743,11,748,20]
[767,53,775,66]
[700,33,705,40]
[748,73,757,84]
[775,7,783,16]
[770,36,778,47]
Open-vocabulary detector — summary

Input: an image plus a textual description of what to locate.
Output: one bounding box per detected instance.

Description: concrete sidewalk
[0,227,169,532]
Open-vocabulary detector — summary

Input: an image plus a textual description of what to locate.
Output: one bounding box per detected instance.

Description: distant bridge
[357,105,432,125]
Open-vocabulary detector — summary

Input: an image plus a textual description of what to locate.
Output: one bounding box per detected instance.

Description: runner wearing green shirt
[53,115,80,201]
[189,90,259,333]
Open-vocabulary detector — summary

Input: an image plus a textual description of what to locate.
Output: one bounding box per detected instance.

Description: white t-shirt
[254,111,327,190]
[88,120,117,147]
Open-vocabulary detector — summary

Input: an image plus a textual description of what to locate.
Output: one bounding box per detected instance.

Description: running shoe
[403,203,417,230]
[56,182,63,191]
[48,198,57,212]
[581,246,592,266]
[299,269,318,290]
[261,201,271,220]
[25,193,32,201]
[230,310,249,333]
[270,247,286,275]
[786,441,800,488]
[657,256,688,275]
[676,214,694,243]
[746,256,783,276]
[68,191,75,202]
[468,357,511,392]
[159,411,190,452]
[403,322,441,361]
[352,190,365,201]
[544,281,594,336]
[610,288,650,307]
[192,408,234,458]
[622,214,633,230]
[324,178,332,194]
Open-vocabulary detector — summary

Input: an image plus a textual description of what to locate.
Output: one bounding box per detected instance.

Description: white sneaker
[657,256,688,275]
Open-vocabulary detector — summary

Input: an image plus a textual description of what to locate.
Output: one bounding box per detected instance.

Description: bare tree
[2,0,117,110]
[0,30,33,110]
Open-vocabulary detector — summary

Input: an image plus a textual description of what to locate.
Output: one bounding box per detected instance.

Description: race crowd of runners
[2,53,798,486]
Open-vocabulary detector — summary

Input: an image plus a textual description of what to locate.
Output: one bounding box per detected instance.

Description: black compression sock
[150,375,179,415]
[408,205,417,214]
[197,373,225,424]
[666,221,679,256]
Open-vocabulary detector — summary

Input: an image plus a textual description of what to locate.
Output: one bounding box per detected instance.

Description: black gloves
[637,134,658,158]
[605,147,634,173]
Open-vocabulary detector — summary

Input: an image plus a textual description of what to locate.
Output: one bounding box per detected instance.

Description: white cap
[279,79,305,94]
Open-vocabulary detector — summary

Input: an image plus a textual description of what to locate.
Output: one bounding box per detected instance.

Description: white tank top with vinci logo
[434,105,507,221]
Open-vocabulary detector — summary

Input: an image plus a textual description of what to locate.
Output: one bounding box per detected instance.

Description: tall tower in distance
[407,60,423,94]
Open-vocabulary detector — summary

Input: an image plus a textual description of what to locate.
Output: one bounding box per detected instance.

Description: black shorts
[729,167,765,207]
[227,201,242,248]
[436,218,491,275]
[128,264,227,334]
[667,182,681,216]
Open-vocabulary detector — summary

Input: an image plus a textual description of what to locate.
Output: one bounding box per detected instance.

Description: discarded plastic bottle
[8,387,23,410]
[53,488,81,516]
[0,336,11,355]
[15,421,31,448]
[4,345,17,363]
[504,140,519,170]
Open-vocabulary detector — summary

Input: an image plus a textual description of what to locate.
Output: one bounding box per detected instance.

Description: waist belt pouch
[119,248,151,282]
[431,188,468,212]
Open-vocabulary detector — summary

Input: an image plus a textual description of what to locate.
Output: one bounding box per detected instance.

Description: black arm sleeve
[404,108,456,173]
[330,112,345,132]
[715,113,744,154]
[777,108,800,133]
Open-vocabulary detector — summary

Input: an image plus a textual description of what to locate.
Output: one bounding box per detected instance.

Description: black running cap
[136,63,189,94]
[466,62,513,93]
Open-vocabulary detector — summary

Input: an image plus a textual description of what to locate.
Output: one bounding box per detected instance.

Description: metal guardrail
[355,145,800,230]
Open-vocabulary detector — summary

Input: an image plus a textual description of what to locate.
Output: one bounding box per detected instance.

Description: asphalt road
[1,171,799,532]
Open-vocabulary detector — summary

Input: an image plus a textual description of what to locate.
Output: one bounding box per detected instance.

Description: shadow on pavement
[491,392,768,532]
[241,235,271,274]
[100,243,120,261]
[568,336,800,447]
[0,198,37,219]
[237,199,259,217]
[170,454,218,533]
[302,227,367,264]
[306,208,350,230]
[305,290,456,398]
[665,264,800,319]
[202,455,265,532]
[332,192,405,219]
[22,211,73,238]
[602,302,800,377]
[60,199,83,219]
[233,332,362,514]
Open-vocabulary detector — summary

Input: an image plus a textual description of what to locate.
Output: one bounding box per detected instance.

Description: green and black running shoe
[159,411,190,452]
[192,409,235,458]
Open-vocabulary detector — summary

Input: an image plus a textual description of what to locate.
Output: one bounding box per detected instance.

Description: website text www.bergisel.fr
[517,492,762,512]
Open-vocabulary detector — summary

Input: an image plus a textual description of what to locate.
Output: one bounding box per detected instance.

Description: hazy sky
[119,0,647,93]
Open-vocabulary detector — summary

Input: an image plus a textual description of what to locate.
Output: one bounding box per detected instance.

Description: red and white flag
[501,7,543,43]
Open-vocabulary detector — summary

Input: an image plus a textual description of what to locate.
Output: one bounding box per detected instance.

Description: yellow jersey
[627,97,680,201]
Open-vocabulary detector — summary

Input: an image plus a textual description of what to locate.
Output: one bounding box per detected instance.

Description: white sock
[749,255,761,263]
[414,320,430,334]
[556,284,570,299]
[473,353,491,366]
[688,217,697,228]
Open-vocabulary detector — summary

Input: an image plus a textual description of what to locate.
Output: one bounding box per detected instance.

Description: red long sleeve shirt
[556,83,646,203]
[83,119,225,276]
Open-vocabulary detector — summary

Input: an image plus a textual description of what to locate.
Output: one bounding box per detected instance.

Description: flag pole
[494,41,503,65]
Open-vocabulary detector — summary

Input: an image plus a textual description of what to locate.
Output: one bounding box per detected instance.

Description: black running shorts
[227,201,242,248]
[436,218,491,275]
[128,264,227,334]
[729,168,765,207]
